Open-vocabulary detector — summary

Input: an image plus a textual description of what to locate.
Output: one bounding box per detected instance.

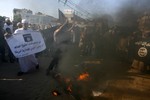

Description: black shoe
[36,64,39,69]
[17,71,25,76]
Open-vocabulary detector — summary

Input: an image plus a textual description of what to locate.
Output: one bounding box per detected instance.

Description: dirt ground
[0,55,150,100]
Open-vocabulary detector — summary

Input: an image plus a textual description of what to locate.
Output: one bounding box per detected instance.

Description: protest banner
[6,31,46,58]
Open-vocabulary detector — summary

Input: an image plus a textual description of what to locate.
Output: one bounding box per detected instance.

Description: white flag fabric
[6,31,46,58]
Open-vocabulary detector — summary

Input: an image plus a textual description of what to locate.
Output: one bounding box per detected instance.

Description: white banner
[6,31,46,58]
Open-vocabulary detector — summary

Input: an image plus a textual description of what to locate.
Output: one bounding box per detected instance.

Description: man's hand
[4,33,12,39]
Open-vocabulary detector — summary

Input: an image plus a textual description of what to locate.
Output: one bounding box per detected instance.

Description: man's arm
[54,20,68,34]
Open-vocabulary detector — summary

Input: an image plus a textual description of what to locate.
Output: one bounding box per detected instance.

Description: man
[46,20,71,76]
[14,19,39,76]
[3,18,13,33]
[129,31,150,74]
[16,22,22,29]
[3,18,14,63]
[4,28,15,63]
[0,20,7,62]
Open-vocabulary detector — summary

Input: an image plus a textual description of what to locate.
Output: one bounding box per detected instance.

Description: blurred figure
[45,23,52,29]
[129,31,150,74]
[3,18,13,33]
[3,18,14,62]
[4,28,15,63]
[16,22,22,29]
[14,19,39,76]
[46,20,71,76]
[0,20,7,62]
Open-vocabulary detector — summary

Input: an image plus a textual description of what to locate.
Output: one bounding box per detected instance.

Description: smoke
[16,0,150,25]
[115,0,150,31]
[78,0,150,16]
[78,0,126,17]
[58,46,82,77]
[78,0,150,28]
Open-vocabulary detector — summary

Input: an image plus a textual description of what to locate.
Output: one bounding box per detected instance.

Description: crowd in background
[1,11,150,75]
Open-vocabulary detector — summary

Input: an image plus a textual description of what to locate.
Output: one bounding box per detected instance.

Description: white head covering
[21,19,28,24]
[5,18,10,22]
[17,22,21,26]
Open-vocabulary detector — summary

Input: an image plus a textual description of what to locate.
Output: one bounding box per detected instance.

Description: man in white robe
[3,18,13,33]
[14,19,39,76]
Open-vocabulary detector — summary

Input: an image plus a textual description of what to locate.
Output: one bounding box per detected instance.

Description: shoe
[17,71,25,76]
[36,64,39,69]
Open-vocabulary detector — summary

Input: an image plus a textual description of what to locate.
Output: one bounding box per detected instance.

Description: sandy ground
[0,55,150,100]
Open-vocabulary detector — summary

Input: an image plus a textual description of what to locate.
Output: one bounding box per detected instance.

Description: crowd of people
[0,18,40,76]
[0,18,15,63]
[1,11,150,77]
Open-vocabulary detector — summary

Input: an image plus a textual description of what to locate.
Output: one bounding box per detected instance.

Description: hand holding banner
[6,31,46,58]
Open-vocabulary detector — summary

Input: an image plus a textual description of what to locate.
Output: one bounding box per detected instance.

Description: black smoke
[78,0,150,31]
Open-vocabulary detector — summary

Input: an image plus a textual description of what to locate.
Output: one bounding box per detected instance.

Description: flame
[77,72,89,81]
[52,90,60,96]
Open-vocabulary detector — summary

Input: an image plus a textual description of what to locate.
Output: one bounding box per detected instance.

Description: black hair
[5,28,11,33]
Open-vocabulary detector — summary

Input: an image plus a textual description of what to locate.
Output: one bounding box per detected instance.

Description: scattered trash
[92,90,103,96]
[52,90,61,96]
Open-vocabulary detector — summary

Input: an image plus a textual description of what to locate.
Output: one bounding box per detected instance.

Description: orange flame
[77,72,89,81]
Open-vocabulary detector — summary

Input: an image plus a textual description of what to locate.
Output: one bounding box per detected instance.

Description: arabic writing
[14,44,44,54]
[6,31,46,58]
[135,41,150,47]
[14,41,41,49]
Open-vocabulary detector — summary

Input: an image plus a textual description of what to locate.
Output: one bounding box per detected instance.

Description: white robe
[3,23,13,33]
[14,28,38,72]
[18,54,38,72]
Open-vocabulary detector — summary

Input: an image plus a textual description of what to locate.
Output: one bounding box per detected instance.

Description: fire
[52,90,61,96]
[77,72,89,81]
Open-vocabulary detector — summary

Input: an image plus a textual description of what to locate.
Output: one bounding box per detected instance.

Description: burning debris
[92,90,103,97]
[77,72,90,81]
[48,56,107,99]
[50,69,94,100]
[52,90,61,96]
